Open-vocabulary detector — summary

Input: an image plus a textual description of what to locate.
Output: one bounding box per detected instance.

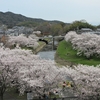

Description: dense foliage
[56,40,100,66]
[65,31,100,59]
[5,34,39,49]
[0,48,67,99]
[0,47,100,100]
[64,21,96,32]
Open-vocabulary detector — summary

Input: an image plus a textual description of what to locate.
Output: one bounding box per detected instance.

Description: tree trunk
[0,86,6,100]
[0,92,4,100]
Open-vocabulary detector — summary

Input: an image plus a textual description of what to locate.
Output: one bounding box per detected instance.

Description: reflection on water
[37,51,56,60]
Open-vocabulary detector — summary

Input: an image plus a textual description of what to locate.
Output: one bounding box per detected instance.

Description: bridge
[38,36,65,50]
[39,36,65,39]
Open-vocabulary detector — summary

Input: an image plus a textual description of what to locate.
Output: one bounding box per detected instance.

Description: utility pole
[52,34,55,50]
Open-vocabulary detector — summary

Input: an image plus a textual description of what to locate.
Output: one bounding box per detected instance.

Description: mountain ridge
[0,11,68,28]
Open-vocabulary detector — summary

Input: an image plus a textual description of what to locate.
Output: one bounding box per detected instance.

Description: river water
[37,40,58,60]
[37,51,56,60]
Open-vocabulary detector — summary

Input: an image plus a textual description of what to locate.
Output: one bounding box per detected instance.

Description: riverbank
[33,40,75,66]
[33,42,46,54]
[55,53,77,67]
[56,40,100,66]
[35,41,76,66]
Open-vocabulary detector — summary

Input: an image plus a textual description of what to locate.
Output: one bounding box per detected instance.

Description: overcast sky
[0,0,100,25]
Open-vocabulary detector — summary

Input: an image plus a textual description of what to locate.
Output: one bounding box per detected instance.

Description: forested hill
[0,11,67,28]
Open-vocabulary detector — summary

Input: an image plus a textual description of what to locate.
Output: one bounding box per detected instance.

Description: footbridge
[38,35,65,49]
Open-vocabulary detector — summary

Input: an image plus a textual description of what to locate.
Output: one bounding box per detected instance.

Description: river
[37,50,56,60]
[37,40,58,60]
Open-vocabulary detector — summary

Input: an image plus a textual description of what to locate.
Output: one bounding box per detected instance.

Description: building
[80,28,92,32]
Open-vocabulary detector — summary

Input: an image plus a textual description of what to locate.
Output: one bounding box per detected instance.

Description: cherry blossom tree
[0,47,31,100]
[5,34,39,49]
[0,47,100,100]
[0,47,67,100]
[0,63,20,100]
[65,31,100,58]
[64,64,100,99]
[19,63,100,99]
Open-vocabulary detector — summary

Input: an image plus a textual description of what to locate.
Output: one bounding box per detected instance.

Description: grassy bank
[56,40,100,66]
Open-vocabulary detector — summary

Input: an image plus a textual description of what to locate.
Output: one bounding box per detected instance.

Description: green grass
[56,40,100,66]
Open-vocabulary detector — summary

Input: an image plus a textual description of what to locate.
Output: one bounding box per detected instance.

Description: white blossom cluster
[65,31,100,58]
[6,34,39,49]
[64,64,100,96]
[0,48,67,96]
[0,47,100,98]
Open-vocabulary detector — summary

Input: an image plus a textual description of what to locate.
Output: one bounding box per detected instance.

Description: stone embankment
[33,42,46,54]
